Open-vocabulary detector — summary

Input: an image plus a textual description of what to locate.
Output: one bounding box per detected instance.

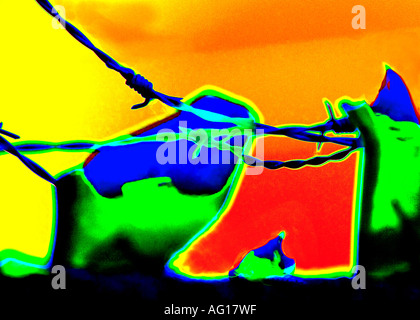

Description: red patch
[83,150,100,168]
[130,111,181,136]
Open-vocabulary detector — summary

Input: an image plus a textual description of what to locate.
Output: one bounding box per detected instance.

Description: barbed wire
[0,125,56,184]
[244,146,357,170]
[0,1,364,184]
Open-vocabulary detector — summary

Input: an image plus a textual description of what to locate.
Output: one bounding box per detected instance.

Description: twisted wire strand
[0,135,56,184]
[35,0,182,109]
[244,146,357,170]
[0,141,98,154]
[255,123,359,147]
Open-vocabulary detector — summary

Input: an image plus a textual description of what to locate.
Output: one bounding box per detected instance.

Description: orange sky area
[1,0,420,277]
